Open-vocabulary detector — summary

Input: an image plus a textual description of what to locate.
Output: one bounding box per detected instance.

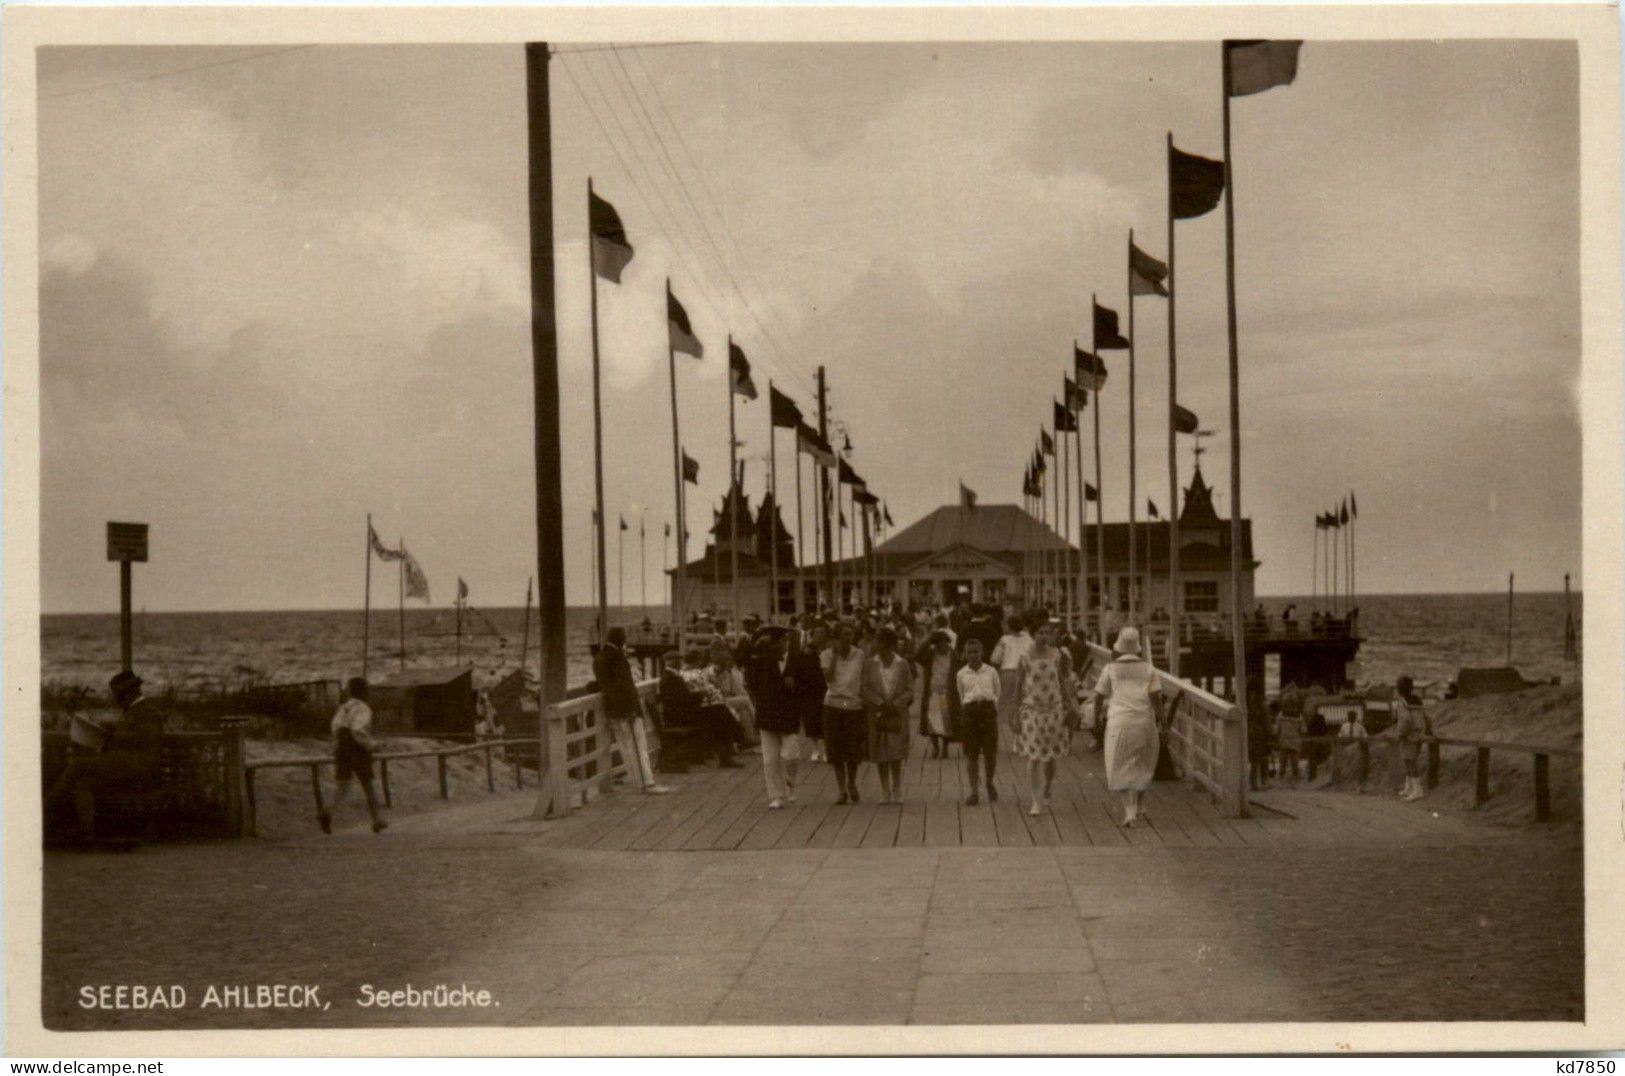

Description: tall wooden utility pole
[525,43,568,820]
[818,366,833,610]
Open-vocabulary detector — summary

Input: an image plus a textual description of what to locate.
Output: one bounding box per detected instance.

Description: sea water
[40,593,1578,698]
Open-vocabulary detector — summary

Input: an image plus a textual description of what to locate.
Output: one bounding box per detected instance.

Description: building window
[982,578,1007,604]
[1185,580,1218,613]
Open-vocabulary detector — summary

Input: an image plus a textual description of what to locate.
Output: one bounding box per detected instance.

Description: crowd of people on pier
[599,601,1169,826]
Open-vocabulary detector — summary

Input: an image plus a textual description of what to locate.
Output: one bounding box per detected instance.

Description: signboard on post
[107,521,149,672]
[107,522,149,563]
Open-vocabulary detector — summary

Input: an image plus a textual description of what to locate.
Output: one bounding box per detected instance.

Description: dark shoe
[836,792,850,806]
[988,784,999,802]
[318,812,332,835]
[850,787,860,804]
[371,818,388,834]
[965,792,980,806]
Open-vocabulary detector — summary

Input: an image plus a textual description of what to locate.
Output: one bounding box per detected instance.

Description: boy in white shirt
[320,677,387,834]
[956,638,1004,805]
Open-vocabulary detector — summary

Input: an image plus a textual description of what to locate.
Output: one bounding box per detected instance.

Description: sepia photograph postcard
[3,2,1622,1058]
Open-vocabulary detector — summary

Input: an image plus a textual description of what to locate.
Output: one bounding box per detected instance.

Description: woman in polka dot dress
[1016,621,1075,815]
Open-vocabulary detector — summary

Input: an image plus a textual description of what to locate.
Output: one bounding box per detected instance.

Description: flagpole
[1310,519,1318,615]
[640,512,647,613]
[1073,413,1088,639]
[456,587,463,665]
[1349,498,1357,613]
[363,514,372,680]
[1165,136,1183,675]
[587,178,610,648]
[1062,414,1072,629]
[398,537,406,673]
[794,440,805,596]
[520,576,533,677]
[728,336,740,629]
[769,388,780,624]
[1331,516,1339,617]
[667,279,687,652]
[1127,231,1139,628]
[1090,306,1107,644]
[1221,44,1251,741]
[617,521,624,618]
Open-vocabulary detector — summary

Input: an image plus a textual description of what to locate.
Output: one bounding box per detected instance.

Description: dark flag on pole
[619,516,628,532]
[770,386,803,428]
[589,190,635,284]
[1173,403,1200,435]
[1171,144,1226,220]
[682,451,699,485]
[884,503,894,527]
[728,342,758,400]
[1064,375,1086,412]
[1148,499,1160,519]
[1225,40,1303,97]
[666,286,704,358]
[1075,345,1109,391]
[838,458,861,486]
[1053,399,1078,434]
[1085,483,1099,502]
[1032,447,1046,474]
[1094,300,1130,350]
[797,422,836,468]
[1039,428,1055,456]
[960,482,978,510]
[1340,500,1349,526]
[1350,491,1358,519]
[1130,242,1170,297]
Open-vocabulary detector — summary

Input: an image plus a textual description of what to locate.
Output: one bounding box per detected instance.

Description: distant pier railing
[533,678,662,819]
[1084,642,1249,818]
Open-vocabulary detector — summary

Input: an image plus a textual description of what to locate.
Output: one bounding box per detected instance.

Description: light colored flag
[667,286,703,359]
[403,549,431,603]
[1130,242,1170,297]
[369,523,404,562]
[589,190,635,284]
[1074,346,1109,391]
[1225,40,1302,98]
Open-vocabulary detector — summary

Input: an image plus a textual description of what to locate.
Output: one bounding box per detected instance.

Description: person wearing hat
[319,677,387,834]
[1015,620,1076,815]
[914,630,956,759]
[596,627,672,795]
[44,670,168,841]
[787,620,829,763]
[1093,627,1166,827]
[745,626,800,808]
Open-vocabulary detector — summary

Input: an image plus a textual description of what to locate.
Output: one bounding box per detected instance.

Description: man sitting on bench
[45,670,167,842]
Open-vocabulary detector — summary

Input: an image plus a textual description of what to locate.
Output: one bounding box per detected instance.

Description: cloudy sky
[37,39,1579,612]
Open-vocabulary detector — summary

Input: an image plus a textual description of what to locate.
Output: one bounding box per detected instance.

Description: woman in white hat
[1093,626,1165,827]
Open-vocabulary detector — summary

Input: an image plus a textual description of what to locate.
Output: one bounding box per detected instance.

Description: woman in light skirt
[1093,626,1165,827]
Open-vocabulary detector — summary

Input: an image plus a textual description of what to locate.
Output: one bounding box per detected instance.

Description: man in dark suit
[595,628,671,794]
[45,670,167,840]
[745,626,799,808]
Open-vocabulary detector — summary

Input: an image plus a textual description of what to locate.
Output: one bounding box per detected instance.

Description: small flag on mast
[1148,499,1160,519]
[1171,144,1226,220]
[959,482,978,510]
[1350,491,1358,519]
[1130,242,1170,297]
[666,286,703,358]
[1094,300,1130,350]
[1039,429,1055,456]
[457,576,469,601]
[682,451,699,485]
[1340,500,1349,526]
[1225,40,1303,98]
[728,342,758,400]
[589,189,635,284]
[402,548,431,604]
[1053,399,1078,434]
[1173,403,1200,435]
[1075,345,1109,391]
[883,503,894,527]
[1085,483,1099,502]
[770,386,803,429]
[620,516,629,532]
[369,523,404,562]
[1063,375,1083,412]
[797,422,836,467]
[1033,447,1047,474]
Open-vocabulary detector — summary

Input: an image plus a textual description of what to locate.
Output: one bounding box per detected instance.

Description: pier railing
[534,678,663,819]
[1084,642,1249,818]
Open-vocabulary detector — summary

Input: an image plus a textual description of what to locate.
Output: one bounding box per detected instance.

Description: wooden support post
[1475,747,1491,806]
[485,744,496,792]
[381,759,392,808]
[243,767,257,837]
[1534,753,1551,822]
[437,754,450,800]
[1358,738,1370,784]
[1221,706,1249,818]
[514,755,523,789]
[218,716,249,838]
[309,764,324,818]
[1426,740,1440,789]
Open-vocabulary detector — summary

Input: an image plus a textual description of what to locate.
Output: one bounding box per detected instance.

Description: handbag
[876,703,905,734]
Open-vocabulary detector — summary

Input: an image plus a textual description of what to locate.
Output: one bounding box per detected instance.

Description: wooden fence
[1084,642,1249,818]
[1295,732,1580,823]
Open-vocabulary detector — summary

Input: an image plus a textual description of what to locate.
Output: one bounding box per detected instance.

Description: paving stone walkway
[42,782,1583,1031]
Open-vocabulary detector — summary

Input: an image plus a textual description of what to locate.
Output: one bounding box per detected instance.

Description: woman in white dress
[915,631,954,759]
[1093,627,1165,827]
